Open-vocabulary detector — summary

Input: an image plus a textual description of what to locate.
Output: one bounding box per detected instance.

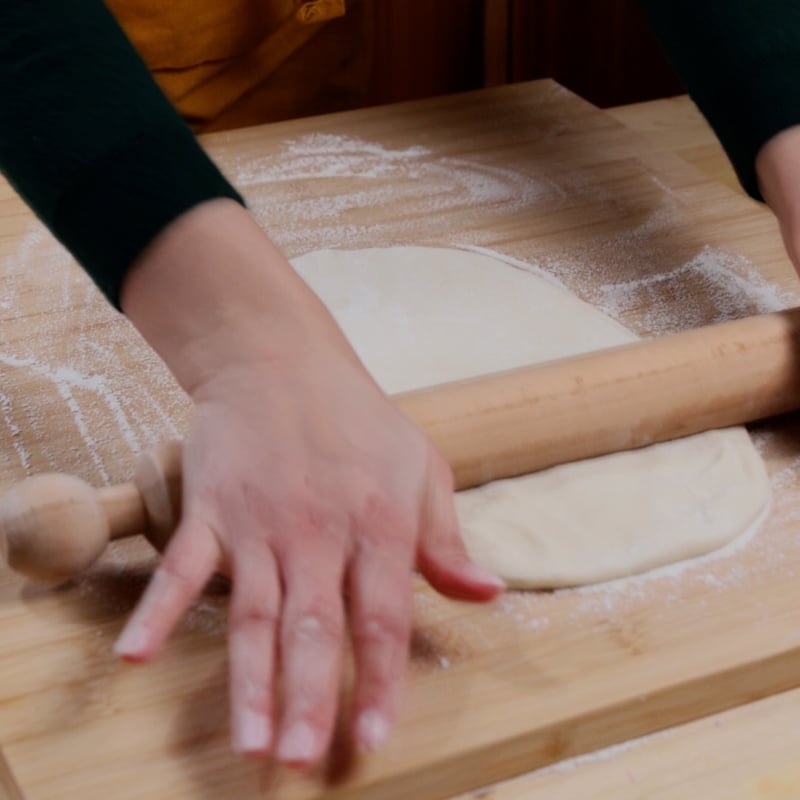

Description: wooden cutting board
[452,683,800,799]
[0,79,799,799]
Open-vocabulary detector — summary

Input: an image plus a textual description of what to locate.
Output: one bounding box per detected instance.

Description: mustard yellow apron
[103,0,370,131]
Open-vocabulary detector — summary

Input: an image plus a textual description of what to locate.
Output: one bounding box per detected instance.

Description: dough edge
[290,245,772,589]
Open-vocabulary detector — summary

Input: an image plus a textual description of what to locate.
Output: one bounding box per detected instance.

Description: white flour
[0,224,189,485]
[230,133,559,255]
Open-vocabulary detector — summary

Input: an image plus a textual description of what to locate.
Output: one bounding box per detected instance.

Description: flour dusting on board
[230,133,559,255]
[0,223,189,486]
[229,128,797,330]
[591,246,790,334]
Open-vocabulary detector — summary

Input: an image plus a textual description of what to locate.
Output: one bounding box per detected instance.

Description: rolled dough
[291,246,770,588]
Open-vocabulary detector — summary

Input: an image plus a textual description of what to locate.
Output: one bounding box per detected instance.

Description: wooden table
[0,80,798,799]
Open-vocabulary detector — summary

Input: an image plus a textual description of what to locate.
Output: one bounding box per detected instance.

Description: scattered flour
[590,246,791,335]
[0,223,189,486]
[229,133,559,255]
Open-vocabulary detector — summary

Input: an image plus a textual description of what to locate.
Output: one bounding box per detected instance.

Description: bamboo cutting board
[0,80,799,799]
[452,684,800,799]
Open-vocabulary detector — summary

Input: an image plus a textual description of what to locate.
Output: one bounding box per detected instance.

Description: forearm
[0,1,242,306]
[640,0,800,200]
[120,199,353,396]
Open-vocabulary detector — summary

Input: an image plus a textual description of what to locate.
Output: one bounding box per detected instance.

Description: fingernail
[276,720,317,765]
[113,624,150,659]
[465,562,506,590]
[232,709,272,755]
[356,709,391,751]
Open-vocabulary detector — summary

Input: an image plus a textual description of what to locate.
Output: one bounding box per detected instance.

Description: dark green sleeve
[0,1,244,307]
[639,0,800,200]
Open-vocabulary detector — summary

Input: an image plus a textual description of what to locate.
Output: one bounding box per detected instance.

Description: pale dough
[291,246,770,588]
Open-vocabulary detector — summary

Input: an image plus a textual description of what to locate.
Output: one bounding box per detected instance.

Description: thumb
[416,456,505,602]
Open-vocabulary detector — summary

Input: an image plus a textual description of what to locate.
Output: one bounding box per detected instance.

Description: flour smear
[0,224,188,485]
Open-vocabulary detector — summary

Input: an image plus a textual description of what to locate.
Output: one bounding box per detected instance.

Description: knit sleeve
[639,0,800,200]
[0,0,244,307]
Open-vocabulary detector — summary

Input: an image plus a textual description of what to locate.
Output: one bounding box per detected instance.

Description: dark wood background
[367,0,684,108]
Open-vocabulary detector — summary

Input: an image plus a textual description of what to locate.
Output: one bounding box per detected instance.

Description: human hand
[756,125,800,271]
[115,199,505,764]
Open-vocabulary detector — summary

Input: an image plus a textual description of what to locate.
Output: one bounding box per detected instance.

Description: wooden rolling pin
[3,307,800,583]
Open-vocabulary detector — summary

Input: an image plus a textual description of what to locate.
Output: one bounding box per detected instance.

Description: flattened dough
[291,246,770,588]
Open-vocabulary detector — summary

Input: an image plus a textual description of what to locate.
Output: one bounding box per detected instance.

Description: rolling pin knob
[0,442,182,583]
[0,474,111,583]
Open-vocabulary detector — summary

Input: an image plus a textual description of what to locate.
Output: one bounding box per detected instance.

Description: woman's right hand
[115,198,506,764]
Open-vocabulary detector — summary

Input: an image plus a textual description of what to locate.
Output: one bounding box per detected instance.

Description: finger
[417,458,505,601]
[348,525,415,753]
[275,542,347,767]
[228,540,282,757]
[114,514,220,661]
